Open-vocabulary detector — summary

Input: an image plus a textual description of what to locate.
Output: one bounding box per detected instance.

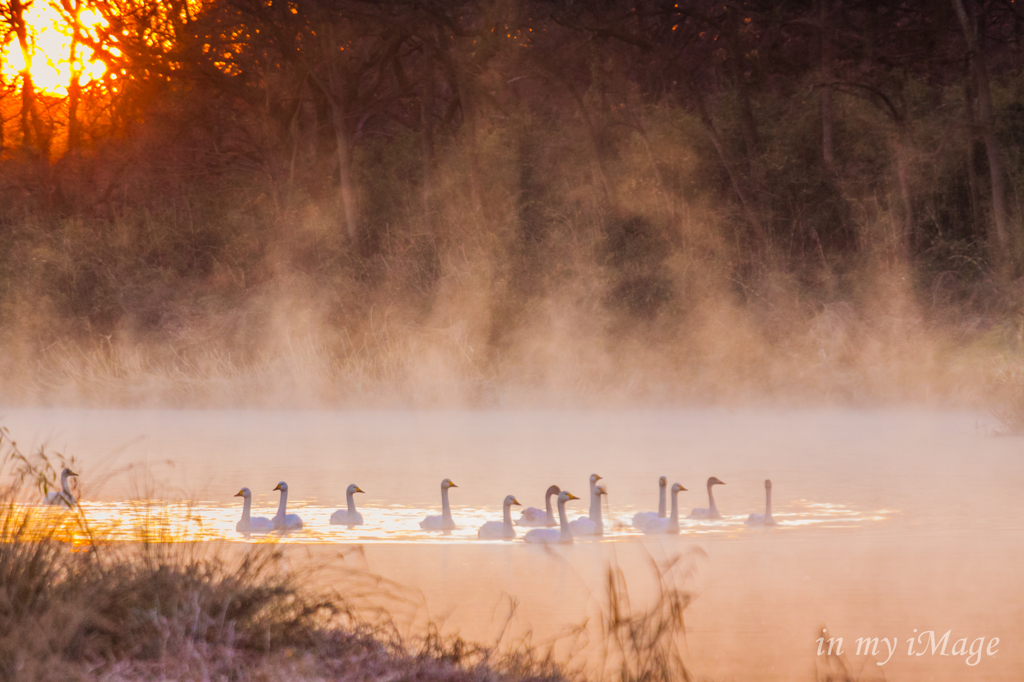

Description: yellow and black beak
[234,489,245,497]
[355,486,365,494]
[567,493,580,500]
[449,482,458,488]
[511,498,521,506]
[273,483,282,491]
[68,470,78,477]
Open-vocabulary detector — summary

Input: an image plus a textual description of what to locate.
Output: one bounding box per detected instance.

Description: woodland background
[1,0,1023,407]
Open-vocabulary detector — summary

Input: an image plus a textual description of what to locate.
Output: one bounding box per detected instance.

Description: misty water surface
[1,407,1020,680]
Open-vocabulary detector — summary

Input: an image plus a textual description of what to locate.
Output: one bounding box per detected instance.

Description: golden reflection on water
[12,499,895,545]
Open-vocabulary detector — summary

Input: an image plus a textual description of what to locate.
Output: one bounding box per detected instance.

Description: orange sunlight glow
[2,1,110,94]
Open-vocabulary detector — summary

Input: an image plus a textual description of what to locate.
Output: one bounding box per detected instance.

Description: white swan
[272,481,304,530]
[632,476,667,530]
[570,484,606,536]
[642,483,687,534]
[43,468,78,506]
[586,473,603,519]
[235,487,274,533]
[524,491,580,544]
[420,478,458,531]
[689,476,725,520]
[516,485,560,527]
[330,484,365,526]
[478,495,522,540]
[746,479,778,526]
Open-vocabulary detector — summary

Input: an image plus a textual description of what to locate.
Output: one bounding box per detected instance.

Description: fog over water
[1,406,1020,680]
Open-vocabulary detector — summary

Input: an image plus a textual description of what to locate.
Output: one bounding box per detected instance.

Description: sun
[2,1,109,95]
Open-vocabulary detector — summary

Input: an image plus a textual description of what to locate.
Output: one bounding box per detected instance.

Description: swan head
[62,468,78,478]
[235,487,251,498]
[273,482,288,492]
[595,485,607,496]
[658,476,667,487]
[545,484,561,497]
[671,483,687,493]
[558,491,580,503]
[504,495,521,507]
[347,484,365,495]
[707,476,725,487]
[589,473,602,485]
[764,479,772,489]
[442,478,457,489]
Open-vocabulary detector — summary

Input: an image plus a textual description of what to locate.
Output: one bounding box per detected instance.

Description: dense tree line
[2,0,1024,340]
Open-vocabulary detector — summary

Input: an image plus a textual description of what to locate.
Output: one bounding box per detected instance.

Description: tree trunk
[894,130,914,257]
[953,0,1011,261]
[820,0,835,171]
[421,60,436,230]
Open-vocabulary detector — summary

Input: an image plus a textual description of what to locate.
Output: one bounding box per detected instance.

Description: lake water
[0,407,1020,680]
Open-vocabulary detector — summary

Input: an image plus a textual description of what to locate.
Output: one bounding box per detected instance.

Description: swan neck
[441,486,452,523]
[61,472,72,496]
[503,501,513,530]
[276,488,288,518]
[658,483,666,518]
[707,483,718,515]
[557,498,571,534]
[242,495,252,522]
[669,489,680,531]
[545,490,555,522]
[766,487,773,518]
[347,490,357,514]
[589,483,599,519]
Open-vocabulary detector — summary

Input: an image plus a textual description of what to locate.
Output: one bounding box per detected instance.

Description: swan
[420,478,458,531]
[478,495,522,540]
[272,481,304,530]
[524,491,580,544]
[642,483,687,534]
[586,473,603,519]
[330,484,365,526]
[516,485,561,527]
[688,476,725,520]
[569,485,606,536]
[746,479,778,526]
[235,487,275,533]
[631,476,667,530]
[44,468,78,506]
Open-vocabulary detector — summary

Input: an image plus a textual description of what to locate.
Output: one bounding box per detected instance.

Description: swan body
[642,483,687,534]
[570,484,606,536]
[330,484,366,526]
[478,495,522,540]
[272,481,304,530]
[524,491,580,544]
[746,479,778,526]
[44,468,78,507]
[632,476,668,530]
[235,487,274,533]
[420,478,458,531]
[689,476,725,520]
[517,485,560,527]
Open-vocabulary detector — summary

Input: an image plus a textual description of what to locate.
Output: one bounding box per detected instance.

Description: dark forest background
[1,0,1023,407]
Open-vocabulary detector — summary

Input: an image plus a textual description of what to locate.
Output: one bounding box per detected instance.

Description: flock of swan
[44,468,778,543]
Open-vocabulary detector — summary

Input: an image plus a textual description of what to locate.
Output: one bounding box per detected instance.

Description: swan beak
[355,487,365,494]
[234,490,245,497]
[273,484,282,491]
[449,482,458,488]
[567,493,580,500]
[680,486,688,491]
[68,470,78,477]
[595,475,603,481]
[511,498,521,506]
